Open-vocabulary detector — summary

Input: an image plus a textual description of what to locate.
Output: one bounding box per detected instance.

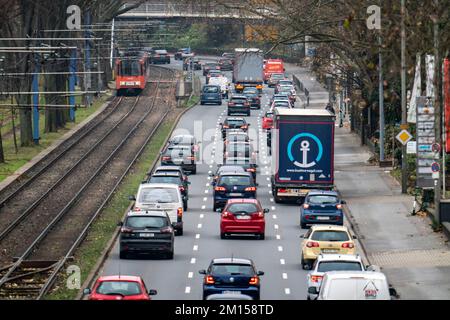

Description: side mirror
[117,221,123,227]
[208,172,214,177]
[247,123,251,126]
[83,288,91,295]
[128,195,136,201]
[341,200,347,205]
[257,271,264,276]
[353,235,357,239]
[198,269,206,275]
[148,289,158,296]
[308,287,318,295]
[299,234,305,238]
[263,208,269,213]
[141,180,148,184]
[215,208,222,213]
[219,123,223,125]
[389,287,397,297]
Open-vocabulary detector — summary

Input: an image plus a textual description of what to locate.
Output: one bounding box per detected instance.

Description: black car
[199,258,264,300]
[224,142,257,163]
[228,95,250,116]
[119,211,175,259]
[218,58,233,71]
[223,157,257,181]
[210,165,246,186]
[220,117,249,139]
[147,173,190,210]
[168,134,200,159]
[150,49,170,64]
[223,130,250,145]
[161,145,197,174]
[242,87,261,109]
[203,62,220,76]
[213,172,256,211]
[152,165,189,182]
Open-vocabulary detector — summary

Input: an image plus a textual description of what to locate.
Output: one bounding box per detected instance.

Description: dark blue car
[300,191,346,229]
[200,85,222,105]
[213,172,256,211]
[199,258,264,300]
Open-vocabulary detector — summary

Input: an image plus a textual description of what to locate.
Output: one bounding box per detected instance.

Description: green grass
[0,95,109,182]
[45,120,175,300]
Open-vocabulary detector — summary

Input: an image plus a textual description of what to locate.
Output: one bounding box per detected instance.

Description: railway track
[0,66,177,299]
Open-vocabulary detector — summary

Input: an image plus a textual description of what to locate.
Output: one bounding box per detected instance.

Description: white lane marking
[209,165,213,168]
[188,272,193,279]
[274,224,279,229]
[270,198,274,202]
[203,197,207,201]
[266,177,270,181]
[197,223,202,229]
[206,183,210,187]
[272,214,277,219]
[269,190,272,194]
[200,214,204,219]
[191,258,196,264]
[207,176,211,180]
[185,286,191,294]
[204,190,209,194]
[276,234,281,240]
[193,245,198,251]
[282,273,288,279]
[208,171,212,174]
[278,246,283,252]
[285,288,291,295]
[280,259,285,265]
[268,184,271,188]
[201,205,206,210]
[271,206,276,210]
[196,234,200,239]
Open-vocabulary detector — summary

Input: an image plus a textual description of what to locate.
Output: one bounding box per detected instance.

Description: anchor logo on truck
[287,133,323,168]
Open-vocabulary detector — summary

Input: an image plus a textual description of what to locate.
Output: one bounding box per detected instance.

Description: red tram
[115,51,149,96]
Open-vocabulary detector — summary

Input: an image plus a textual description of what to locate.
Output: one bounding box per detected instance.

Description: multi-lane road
[99,57,354,300]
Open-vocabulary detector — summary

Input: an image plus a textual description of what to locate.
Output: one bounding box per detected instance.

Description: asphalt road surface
[101,58,313,300]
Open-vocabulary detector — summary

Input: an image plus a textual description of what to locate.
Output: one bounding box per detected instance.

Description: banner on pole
[407,54,421,123]
[445,58,450,153]
[426,55,435,98]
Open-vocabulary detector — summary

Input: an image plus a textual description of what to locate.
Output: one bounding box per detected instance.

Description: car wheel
[247,111,250,116]
[191,168,197,174]
[274,195,282,203]
[119,250,128,259]
[177,228,183,236]
[259,233,265,240]
[220,233,226,239]
[166,250,174,260]
[183,201,188,211]
[200,101,205,105]
[300,222,307,229]
[307,295,311,300]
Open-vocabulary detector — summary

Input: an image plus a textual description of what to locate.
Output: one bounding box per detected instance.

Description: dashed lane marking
[191,258,196,264]
[193,245,198,251]
[204,190,209,194]
[271,206,276,210]
[274,224,279,229]
[197,223,202,229]
[196,234,200,239]
[284,288,291,295]
[201,205,206,210]
[282,273,288,279]
[185,287,191,294]
[203,197,207,201]
[276,235,281,240]
[200,214,204,218]
[280,259,285,265]
[278,246,283,252]
[188,272,193,279]
[272,214,277,219]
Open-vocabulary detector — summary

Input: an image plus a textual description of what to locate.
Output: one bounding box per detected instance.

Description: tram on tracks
[115,50,149,96]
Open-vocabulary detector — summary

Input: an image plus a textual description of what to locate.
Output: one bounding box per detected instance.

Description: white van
[314,271,396,300]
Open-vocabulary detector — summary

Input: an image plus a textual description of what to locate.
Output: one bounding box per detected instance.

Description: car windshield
[308,195,339,205]
[125,216,168,228]
[139,188,179,203]
[227,203,258,214]
[149,176,180,184]
[311,230,350,242]
[278,80,293,85]
[219,175,251,186]
[210,73,221,77]
[211,264,254,276]
[203,86,219,93]
[274,101,289,106]
[96,281,142,296]
[317,261,363,272]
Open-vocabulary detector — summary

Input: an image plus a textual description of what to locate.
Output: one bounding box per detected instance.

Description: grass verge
[0,95,110,183]
[44,119,176,300]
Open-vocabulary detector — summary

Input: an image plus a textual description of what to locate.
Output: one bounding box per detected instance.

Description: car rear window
[227,203,259,214]
[317,261,363,272]
[126,216,168,228]
[231,98,247,104]
[226,119,245,126]
[149,176,180,184]
[271,74,284,79]
[155,170,181,177]
[96,281,142,296]
[243,88,258,94]
[139,188,179,203]
[311,230,350,242]
[203,86,219,93]
[228,144,250,153]
[211,264,254,276]
[308,195,339,205]
[219,175,251,186]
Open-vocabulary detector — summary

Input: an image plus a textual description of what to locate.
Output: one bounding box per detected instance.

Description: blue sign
[431,162,440,173]
[278,121,334,184]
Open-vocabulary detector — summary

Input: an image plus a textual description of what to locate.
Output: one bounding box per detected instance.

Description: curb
[0,94,114,193]
[76,90,198,300]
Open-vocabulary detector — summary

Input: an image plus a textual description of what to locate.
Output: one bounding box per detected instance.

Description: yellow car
[300,225,357,270]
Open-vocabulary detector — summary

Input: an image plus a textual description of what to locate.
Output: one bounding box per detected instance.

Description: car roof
[310,225,350,232]
[219,172,252,178]
[225,117,245,121]
[212,258,253,265]
[307,190,339,197]
[97,275,142,282]
[230,95,247,99]
[139,183,179,189]
[218,165,245,172]
[126,210,169,218]
[151,173,181,178]
[155,165,182,171]
[155,49,167,53]
[322,271,387,280]
[316,254,362,262]
[206,293,253,300]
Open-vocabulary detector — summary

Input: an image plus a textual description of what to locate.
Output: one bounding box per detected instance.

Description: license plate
[229,193,242,197]
[316,216,330,220]
[236,215,251,220]
[322,249,338,253]
[223,290,241,294]
[140,233,155,238]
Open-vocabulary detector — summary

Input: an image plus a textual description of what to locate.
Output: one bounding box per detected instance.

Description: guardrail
[292,74,310,106]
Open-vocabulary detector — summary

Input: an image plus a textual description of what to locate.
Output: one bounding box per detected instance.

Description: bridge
[117,1,271,21]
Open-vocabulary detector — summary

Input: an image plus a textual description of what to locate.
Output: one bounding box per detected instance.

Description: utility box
[439,200,450,223]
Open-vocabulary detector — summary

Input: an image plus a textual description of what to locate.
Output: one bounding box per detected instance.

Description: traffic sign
[396,130,413,145]
[431,162,440,173]
[400,124,409,130]
[432,143,441,153]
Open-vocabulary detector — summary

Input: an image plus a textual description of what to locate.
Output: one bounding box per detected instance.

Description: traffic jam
[83,48,398,301]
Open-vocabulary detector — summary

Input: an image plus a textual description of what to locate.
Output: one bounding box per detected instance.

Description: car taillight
[161,226,173,234]
[253,211,264,218]
[245,187,256,192]
[162,156,171,161]
[177,207,183,217]
[222,212,232,219]
[215,186,226,192]
[224,152,229,158]
[342,242,354,248]
[311,275,323,283]
[336,204,343,209]
[228,102,235,106]
[205,276,215,284]
[278,189,287,193]
[121,227,133,233]
[187,156,195,160]
[133,207,141,211]
[241,125,248,129]
[303,204,310,209]
[223,125,230,128]
[304,215,313,220]
[246,168,256,172]
[249,277,259,285]
[306,241,320,248]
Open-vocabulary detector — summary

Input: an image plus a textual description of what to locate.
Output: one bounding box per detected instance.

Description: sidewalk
[291,64,450,300]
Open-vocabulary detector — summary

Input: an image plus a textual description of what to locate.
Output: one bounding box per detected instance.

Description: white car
[208,76,230,99]
[307,254,365,300]
[314,271,396,300]
[131,183,184,235]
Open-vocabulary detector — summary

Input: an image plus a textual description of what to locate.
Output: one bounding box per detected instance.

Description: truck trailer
[270,108,335,203]
[233,48,264,93]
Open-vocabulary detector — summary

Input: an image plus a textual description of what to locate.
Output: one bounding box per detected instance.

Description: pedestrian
[325,103,335,115]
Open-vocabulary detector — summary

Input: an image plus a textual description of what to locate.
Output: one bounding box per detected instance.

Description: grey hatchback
[201,85,222,105]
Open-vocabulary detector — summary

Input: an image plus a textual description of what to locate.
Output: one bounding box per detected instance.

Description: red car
[262,111,274,130]
[84,275,157,300]
[220,199,268,240]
